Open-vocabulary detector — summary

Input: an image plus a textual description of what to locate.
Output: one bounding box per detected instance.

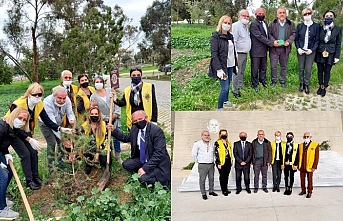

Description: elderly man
[233,132,252,194]
[39,87,75,173]
[192,130,217,200]
[293,132,319,198]
[271,131,286,192]
[268,7,296,88]
[251,130,271,193]
[250,8,274,91]
[232,9,251,98]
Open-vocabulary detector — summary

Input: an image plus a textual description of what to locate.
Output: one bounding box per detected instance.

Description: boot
[33,175,43,186]
[304,85,309,94]
[317,85,323,95]
[321,85,326,97]
[284,187,288,195]
[115,151,123,164]
[26,180,40,190]
[288,187,293,195]
[299,83,304,92]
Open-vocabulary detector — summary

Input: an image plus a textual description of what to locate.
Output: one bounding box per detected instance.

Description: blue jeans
[111,126,121,153]
[218,67,233,109]
[0,153,13,210]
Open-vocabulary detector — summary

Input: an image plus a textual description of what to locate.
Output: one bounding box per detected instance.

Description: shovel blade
[97,165,110,191]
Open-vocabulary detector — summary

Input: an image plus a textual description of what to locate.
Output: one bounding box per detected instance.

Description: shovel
[97,89,115,191]
[8,160,35,221]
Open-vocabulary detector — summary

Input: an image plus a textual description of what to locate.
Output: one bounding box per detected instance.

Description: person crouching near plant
[0,107,30,219]
[80,106,112,175]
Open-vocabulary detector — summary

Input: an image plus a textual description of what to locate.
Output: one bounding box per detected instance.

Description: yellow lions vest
[5,97,44,135]
[76,86,95,120]
[282,142,298,169]
[217,140,233,166]
[271,141,286,164]
[81,121,108,150]
[124,82,153,129]
[298,142,318,171]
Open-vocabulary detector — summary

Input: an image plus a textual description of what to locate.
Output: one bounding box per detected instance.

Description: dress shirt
[192,140,214,163]
[261,21,268,37]
[137,125,147,150]
[227,40,236,67]
[232,20,251,53]
[275,142,280,160]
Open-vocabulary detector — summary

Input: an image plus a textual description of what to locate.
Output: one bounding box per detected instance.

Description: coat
[295,22,320,51]
[251,138,272,166]
[315,25,342,65]
[268,18,296,55]
[0,120,16,155]
[249,19,274,57]
[233,140,252,169]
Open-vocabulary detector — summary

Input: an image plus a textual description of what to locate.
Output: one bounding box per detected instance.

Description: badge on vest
[322,50,329,57]
[144,93,151,102]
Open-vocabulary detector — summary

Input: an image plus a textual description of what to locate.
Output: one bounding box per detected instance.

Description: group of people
[0,67,171,219]
[209,7,342,110]
[192,130,319,200]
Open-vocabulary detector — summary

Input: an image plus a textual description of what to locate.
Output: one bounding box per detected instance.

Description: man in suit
[251,130,272,193]
[250,8,274,91]
[233,132,252,194]
[111,110,171,188]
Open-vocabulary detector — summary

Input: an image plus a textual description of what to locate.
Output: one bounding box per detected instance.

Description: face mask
[287,137,293,142]
[256,15,265,21]
[54,100,66,107]
[95,83,103,90]
[324,17,334,25]
[80,82,89,88]
[303,15,312,22]
[29,96,42,105]
[221,23,231,31]
[304,138,310,143]
[220,135,227,140]
[131,77,142,85]
[241,19,249,25]
[90,116,99,123]
[240,136,247,141]
[134,120,147,129]
[13,118,25,129]
[275,136,281,141]
[63,80,72,87]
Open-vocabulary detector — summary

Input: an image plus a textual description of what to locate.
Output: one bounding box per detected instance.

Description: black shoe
[238,92,241,97]
[304,85,309,94]
[277,187,280,192]
[253,87,258,92]
[85,165,92,175]
[254,188,258,193]
[288,188,292,195]
[233,93,240,99]
[202,194,208,200]
[272,186,276,192]
[209,192,218,196]
[223,191,229,196]
[284,187,288,195]
[236,190,241,194]
[26,181,41,190]
[306,193,312,198]
[317,85,322,95]
[33,176,43,185]
[299,191,306,196]
[299,83,304,92]
[262,83,267,88]
[246,188,251,194]
[263,188,269,193]
[321,86,326,97]
[281,83,286,88]
[271,82,276,87]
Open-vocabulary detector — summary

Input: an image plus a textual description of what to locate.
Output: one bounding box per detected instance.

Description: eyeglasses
[303,12,312,16]
[31,93,43,97]
[303,136,310,138]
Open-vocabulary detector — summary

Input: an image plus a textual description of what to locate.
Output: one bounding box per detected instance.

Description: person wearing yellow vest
[52,70,79,127]
[76,74,95,121]
[115,66,157,130]
[80,106,111,175]
[271,131,286,193]
[293,132,319,198]
[282,132,299,195]
[5,83,72,190]
[214,129,233,196]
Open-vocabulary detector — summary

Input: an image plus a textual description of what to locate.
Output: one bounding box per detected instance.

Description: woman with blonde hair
[214,129,233,196]
[0,108,30,219]
[4,82,72,190]
[209,15,238,110]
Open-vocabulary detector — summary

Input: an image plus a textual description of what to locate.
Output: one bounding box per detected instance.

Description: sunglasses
[303,12,312,16]
[303,136,310,138]
[31,93,43,97]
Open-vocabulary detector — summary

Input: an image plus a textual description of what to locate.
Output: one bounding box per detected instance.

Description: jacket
[268,18,296,55]
[251,138,272,166]
[317,25,342,57]
[0,120,16,155]
[233,140,252,169]
[249,19,274,57]
[295,22,320,51]
[208,31,237,78]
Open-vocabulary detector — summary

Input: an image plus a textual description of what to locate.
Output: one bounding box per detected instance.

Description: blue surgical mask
[132,77,142,85]
[324,17,334,25]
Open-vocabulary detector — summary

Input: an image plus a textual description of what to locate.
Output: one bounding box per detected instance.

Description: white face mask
[241,19,249,25]
[63,80,72,87]
[304,138,310,143]
[13,118,25,129]
[275,136,281,141]
[304,15,312,22]
[95,82,104,90]
[222,23,231,31]
[54,100,66,107]
[29,96,42,105]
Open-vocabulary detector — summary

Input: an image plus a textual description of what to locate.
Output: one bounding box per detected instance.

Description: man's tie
[242,142,245,159]
[140,130,146,164]
[261,21,268,37]
[66,86,70,94]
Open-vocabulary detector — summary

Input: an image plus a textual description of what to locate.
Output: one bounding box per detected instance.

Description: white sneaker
[223,101,236,108]
[6,198,13,207]
[0,206,19,220]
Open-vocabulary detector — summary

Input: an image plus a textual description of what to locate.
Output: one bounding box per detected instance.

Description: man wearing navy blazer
[250,8,274,91]
[233,132,252,194]
[111,110,171,188]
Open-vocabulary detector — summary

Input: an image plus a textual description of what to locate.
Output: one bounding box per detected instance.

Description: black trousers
[317,62,333,87]
[235,165,250,191]
[123,158,157,185]
[11,135,39,182]
[251,56,267,88]
[217,160,231,193]
[284,165,296,187]
[272,160,282,187]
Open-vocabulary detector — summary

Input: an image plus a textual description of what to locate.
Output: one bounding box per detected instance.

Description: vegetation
[319,140,331,150]
[183,162,195,170]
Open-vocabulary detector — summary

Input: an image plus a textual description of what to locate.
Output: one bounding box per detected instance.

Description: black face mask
[287,137,293,142]
[90,116,99,123]
[240,136,247,141]
[257,15,265,21]
[134,120,147,129]
[220,135,227,139]
[81,82,89,88]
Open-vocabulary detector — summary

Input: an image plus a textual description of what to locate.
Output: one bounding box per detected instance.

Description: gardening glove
[60,127,73,134]
[0,163,7,169]
[334,58,339,64]
[305,49,312,55]
[4,154,13,164]
[216,70,224,79]
[28,138,41,151]
[297,48,304,55]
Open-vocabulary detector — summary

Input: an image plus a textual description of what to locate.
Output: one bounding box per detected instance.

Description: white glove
[28,138,41,151]
[297,48,304,55]
[0,162,7,169]
[334,58,339,63]
[60,127,73,134]
[4,154,13,164]
[305,49,312,55]
[216,70,224,79]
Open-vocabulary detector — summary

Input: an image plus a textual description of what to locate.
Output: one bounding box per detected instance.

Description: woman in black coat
[315,10,342,97]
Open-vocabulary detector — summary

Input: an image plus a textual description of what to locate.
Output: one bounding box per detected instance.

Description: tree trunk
[32,27,39,82]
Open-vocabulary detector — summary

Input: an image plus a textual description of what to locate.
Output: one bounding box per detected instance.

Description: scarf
[131,82,142,106]
[304,20,313,26]
[324,23,334,43]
